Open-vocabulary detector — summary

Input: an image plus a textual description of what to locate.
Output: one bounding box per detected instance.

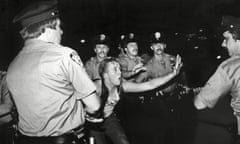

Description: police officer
[117,33,146,81]
[194,16,240,144]
[7,1,101,144]
[85,34,111,83]
[135,32,185,144]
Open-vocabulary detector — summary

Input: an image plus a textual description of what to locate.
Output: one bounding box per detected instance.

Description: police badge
[70,52,83,67]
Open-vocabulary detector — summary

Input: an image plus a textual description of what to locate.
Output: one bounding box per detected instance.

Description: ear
[103,72,108,79]
[94,48,97,53]
[150,45,154,50]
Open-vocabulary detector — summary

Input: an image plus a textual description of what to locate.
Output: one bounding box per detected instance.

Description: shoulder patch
[70,52,83,66]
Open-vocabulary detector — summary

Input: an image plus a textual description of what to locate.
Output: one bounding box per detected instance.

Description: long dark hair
[98,58,122,112]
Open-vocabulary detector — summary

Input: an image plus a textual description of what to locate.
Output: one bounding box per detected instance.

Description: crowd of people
[1,1,240,144]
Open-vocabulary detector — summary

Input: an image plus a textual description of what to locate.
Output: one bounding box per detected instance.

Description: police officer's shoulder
[220,56,240,72]
[117,56,128,66]
[54,45,83,66]
[85,57,96,66]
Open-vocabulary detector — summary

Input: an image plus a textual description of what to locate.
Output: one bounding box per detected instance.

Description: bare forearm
[148,72,176,90]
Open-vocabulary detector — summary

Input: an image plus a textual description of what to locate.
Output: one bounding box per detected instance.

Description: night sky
[0,0,240,71]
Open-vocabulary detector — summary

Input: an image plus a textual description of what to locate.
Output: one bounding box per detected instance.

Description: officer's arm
[119,59,132,79]
[81,92,100,114]
[0,76,13,124]
[66,52,101,114]
[194,66,232,110]
[84,60,94,80]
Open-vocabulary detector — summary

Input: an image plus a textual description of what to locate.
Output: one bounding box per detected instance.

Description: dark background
[1,1,239,144]
[0,0,239,87]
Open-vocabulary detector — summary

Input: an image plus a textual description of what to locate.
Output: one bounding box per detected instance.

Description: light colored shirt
[196,55,240,134]
[118,55,142,80]
[136,53,176,93]
[7,39,96,136]
[85,57,102,81]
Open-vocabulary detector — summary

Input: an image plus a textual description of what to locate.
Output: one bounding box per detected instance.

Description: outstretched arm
[123,55,182,93]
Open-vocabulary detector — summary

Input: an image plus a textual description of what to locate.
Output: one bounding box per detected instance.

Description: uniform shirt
[117,54,143,80]
[6,39,96,136]
[136,53,176,93]
[0,71,12,124]
[196,55,240,133]
[85,57,102,81]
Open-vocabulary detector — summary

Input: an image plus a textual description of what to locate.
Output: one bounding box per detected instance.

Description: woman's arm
[123,55,182,93]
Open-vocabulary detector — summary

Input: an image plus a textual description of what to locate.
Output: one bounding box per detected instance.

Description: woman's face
[105,61,122,86]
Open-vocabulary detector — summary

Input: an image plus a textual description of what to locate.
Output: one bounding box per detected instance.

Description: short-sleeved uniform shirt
[136,53,176,93]
[85,57,102,81]
[196,55,240,133]
[6,39,96,136]
[117,54,142,80]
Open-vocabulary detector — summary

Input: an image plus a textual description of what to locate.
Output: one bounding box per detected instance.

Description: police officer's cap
[150,32,166,44]
[221,15,240,31]
[13,0,59,27]
[93,34,111,47]
[123,33,138,44]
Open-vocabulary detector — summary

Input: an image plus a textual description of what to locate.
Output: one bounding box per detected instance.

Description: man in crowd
[117,33,146,81]
[194,16,240,144]
[85,34,110,80]
[7,1,101,144]
[135,32,184,144]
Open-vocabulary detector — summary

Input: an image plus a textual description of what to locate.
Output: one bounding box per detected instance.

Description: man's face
[125,42,138,57]
[151,43,166,55]
[221,31,240,56]
[94,44,109,59]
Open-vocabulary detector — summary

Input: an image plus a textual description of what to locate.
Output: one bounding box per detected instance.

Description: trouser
[15,128,87,144]
[87,113,129,144]
[193,121,236,144]
[0,123,16,144]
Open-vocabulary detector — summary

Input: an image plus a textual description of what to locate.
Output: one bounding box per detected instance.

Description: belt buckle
[139,96,144,104]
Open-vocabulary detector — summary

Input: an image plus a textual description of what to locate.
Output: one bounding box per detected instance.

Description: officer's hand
[85,114,104,123]
[173,54,183,75]
[132,63,146,74]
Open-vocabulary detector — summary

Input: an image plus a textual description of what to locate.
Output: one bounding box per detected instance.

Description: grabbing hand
[173,54,183,75]
[132,63,146,75]
[85,113,104,123]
